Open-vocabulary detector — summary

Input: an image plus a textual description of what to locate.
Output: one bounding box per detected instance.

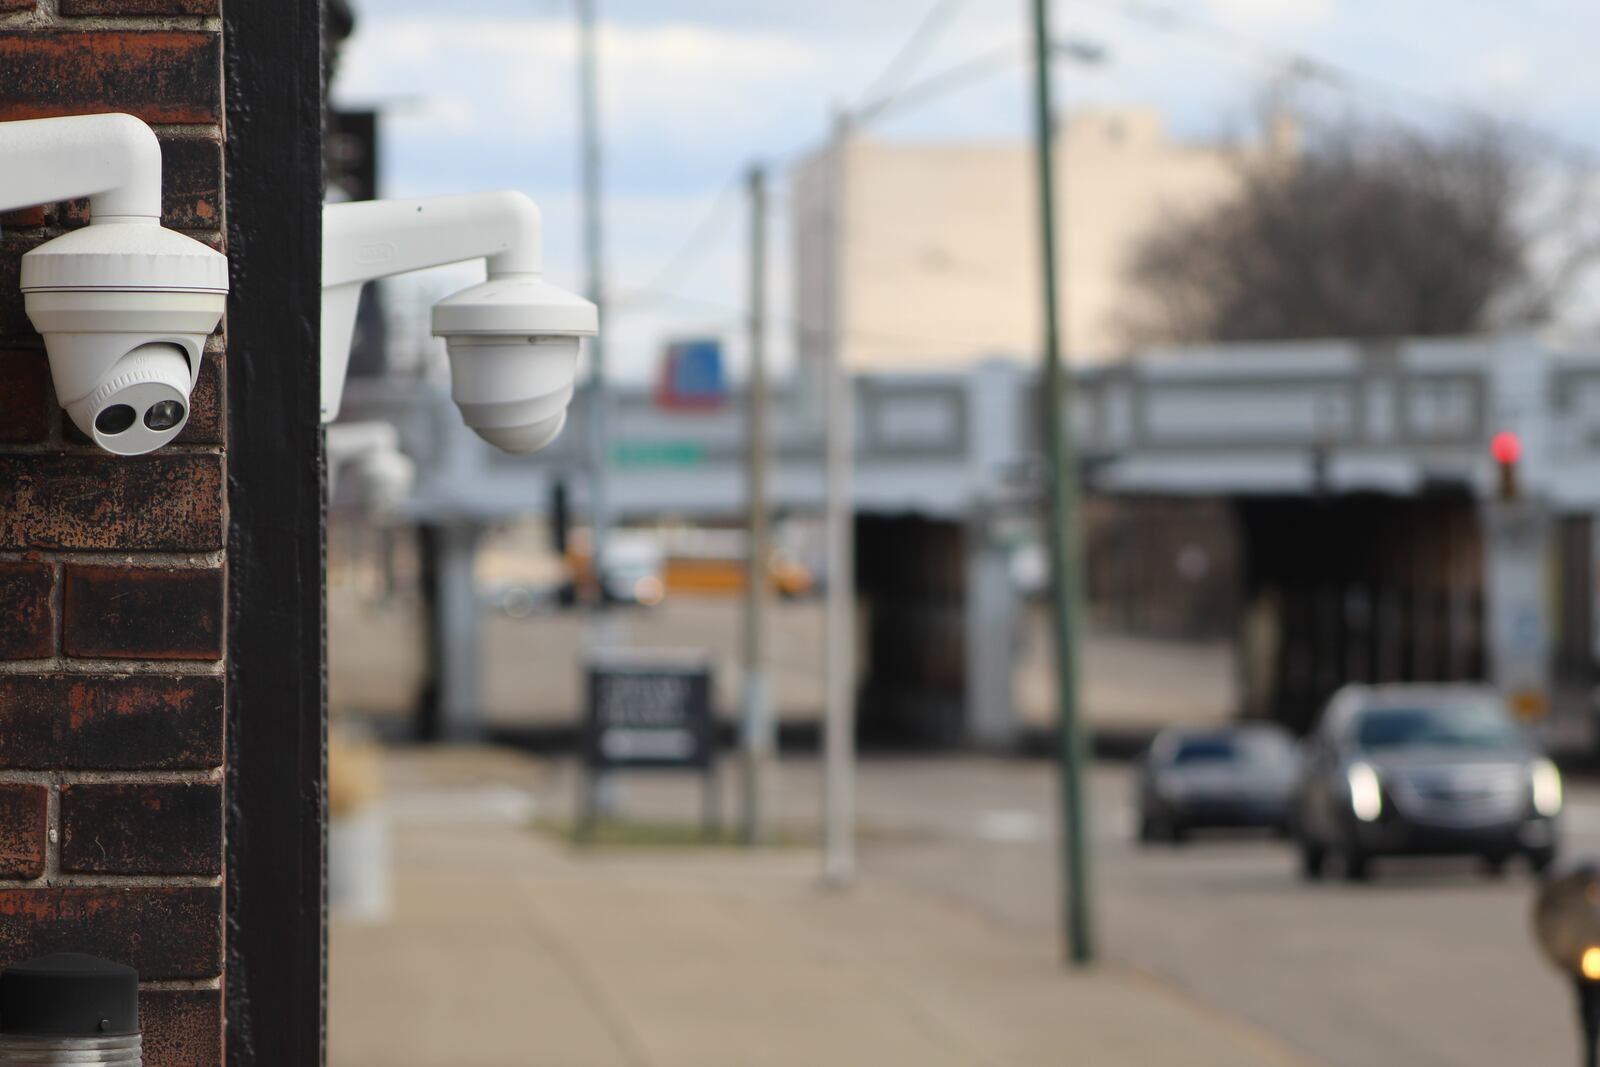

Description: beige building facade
[792,107,1296,371]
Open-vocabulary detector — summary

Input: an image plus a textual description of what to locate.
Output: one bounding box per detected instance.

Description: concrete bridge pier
[416,520,487,741]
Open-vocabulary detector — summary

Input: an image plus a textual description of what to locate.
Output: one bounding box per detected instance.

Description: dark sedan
[1136,724,1300,844]
[1295,685,1561,881]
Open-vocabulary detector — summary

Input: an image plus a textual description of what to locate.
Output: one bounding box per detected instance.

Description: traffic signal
[1491,430,1521,501]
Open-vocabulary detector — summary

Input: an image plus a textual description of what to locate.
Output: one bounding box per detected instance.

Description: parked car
[1294,684,1561,882]
[1136,724,1300,843]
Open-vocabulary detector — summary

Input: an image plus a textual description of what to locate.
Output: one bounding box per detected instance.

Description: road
[851,760,1590,1067]
[328,586,1587,1062]
[526,757,1595,1067]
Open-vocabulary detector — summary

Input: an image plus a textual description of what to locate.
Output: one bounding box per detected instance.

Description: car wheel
[1528,847,1557,875]
[1343,848,1372,883]
[1299,839,1326,881]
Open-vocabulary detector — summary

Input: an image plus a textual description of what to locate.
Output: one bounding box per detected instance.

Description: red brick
[0,786,46,879]
[0,675,221,770]
[175,351,223,444]
[64,565,222,661]
[61,0,218,12]
[0,32,222,125]
[158,135,224,231]
[0,0,34,10]
[0,562,55,661]
[0,206,45,228]
[141,989,221,1067]
[0,887,220,980]
[0,350,51,444]
[61,782,221,876]
[0,455,223,552]
[0,233,44,343]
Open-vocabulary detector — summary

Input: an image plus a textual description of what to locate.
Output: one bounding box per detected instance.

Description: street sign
[579,650,719,837]
[611,441,707,468]
[656,338,727,411]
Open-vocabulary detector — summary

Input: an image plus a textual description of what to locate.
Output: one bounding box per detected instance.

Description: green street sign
[612,441,708,468]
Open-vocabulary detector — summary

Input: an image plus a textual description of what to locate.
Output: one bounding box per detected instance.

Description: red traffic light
[1491,431,1522,466]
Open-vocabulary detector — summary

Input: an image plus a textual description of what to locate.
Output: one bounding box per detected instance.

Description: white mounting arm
[321,190,544,421]
[0,113,162,222]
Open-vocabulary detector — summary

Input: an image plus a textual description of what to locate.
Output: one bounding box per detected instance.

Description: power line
[625,286,987,355]
[614,177,744,307]
[1088,0,1598,165]
[857,40,1028,126]
[616,28,1049,323]
[854,0,971,115]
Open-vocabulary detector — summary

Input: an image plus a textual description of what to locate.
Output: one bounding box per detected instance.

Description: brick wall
[0,3,226,1065]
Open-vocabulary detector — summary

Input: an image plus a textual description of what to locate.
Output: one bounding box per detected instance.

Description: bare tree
[1120,117,1600,346]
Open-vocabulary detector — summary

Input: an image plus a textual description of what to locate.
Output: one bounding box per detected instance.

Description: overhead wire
[625,286,992,355]
[854,0,972,116]
[1085,0,1598,165]
[613,176,745,309]
[613,0,1028,330]
[622,0,1600,357]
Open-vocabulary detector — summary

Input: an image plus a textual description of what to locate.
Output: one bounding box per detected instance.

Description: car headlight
[1347,762,1382,822]
[1531,758,1563,817]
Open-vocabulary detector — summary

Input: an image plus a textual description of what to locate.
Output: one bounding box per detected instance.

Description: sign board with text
[584,652,715,771]
[579,650,719,837]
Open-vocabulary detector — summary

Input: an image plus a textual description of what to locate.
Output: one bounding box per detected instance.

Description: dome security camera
[322,191,597,455]
[326,420,416,519]
[0,114,227,455]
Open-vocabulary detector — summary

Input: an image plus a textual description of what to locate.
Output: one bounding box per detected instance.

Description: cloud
[336,16,821,152]
[336,0,1600,380]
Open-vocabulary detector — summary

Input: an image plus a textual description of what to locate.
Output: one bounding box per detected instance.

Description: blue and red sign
[655,338,727,411]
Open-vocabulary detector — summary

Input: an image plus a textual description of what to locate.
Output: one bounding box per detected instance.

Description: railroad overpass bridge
[341,334,1600,746]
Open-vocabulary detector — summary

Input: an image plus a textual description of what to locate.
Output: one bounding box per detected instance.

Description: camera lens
[95,405,138,435]
[144,400,186,432]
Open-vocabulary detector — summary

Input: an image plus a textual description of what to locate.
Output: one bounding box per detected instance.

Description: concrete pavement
[329,750,1313,1067]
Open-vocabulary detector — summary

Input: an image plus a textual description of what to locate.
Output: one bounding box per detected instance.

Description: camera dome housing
[432,273,598,454]
[1,114,228,455]
[322,192,597,456]
[20,218,226,455]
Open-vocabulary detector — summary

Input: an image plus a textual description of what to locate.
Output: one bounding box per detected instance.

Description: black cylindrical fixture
[0,953,141,1065]
[1579,979,1600,1067]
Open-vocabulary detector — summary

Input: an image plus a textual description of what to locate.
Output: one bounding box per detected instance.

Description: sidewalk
[329,752,1316,1067]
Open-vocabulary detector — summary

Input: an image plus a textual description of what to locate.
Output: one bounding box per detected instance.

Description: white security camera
[0,113,227,455]
[326,420,416,518]
[322,191,597,454]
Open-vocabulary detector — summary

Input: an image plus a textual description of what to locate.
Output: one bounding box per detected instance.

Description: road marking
[974,809,1047,842]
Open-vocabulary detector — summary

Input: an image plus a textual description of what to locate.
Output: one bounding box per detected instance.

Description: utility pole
[740,163,774,846]
[1029,0,1095,965]
[822,113,856,888]
[577,0,610,612]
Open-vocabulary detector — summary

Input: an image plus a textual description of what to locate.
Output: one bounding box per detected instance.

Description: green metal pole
[1028,0,1095,966]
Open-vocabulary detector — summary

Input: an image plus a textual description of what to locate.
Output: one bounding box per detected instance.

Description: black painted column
[222,1,327,1064]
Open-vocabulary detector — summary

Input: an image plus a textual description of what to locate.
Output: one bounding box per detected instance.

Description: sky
[331,0,1600,380]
